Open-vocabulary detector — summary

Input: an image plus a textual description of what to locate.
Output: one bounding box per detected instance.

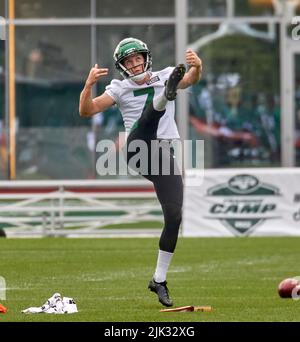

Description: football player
[79,37,202,307]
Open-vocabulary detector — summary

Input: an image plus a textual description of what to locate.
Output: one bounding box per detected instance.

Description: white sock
[153,91,168,111]
[153,250,174,283]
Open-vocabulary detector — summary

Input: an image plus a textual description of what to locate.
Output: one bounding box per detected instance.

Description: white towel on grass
[22,293,78,314]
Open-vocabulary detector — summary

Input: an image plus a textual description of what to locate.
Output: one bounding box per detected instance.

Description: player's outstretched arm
[79,64,115,117]
[178,49,202,89]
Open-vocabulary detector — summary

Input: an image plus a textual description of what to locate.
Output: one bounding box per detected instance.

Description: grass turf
[0,237,299,322]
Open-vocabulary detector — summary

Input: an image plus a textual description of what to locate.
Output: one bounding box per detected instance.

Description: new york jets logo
[228,174,259,194]
[205,175,281,236]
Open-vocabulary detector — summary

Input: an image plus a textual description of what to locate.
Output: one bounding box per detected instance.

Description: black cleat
[164,64,186,101]
[148,278,173,307]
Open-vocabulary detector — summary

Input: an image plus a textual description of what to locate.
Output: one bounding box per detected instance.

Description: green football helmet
[113,37,152,81]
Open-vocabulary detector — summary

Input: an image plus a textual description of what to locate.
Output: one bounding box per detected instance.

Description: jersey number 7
[133,87,154,114]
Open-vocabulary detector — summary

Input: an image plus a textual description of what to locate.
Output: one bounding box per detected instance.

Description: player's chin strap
[130,71,148,82]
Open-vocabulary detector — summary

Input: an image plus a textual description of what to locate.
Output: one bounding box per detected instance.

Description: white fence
[0,180,163,237]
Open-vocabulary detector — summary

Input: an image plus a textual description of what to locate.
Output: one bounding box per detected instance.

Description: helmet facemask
[114,38,152,81]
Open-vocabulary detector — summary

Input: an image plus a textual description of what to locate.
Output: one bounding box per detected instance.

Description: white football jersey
[105,67,180,139]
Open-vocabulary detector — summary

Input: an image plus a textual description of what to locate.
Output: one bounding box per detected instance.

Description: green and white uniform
[110,37,183,256]
[105,68,180,140]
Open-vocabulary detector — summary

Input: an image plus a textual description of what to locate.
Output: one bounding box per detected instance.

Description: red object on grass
[0,303,7,313]
[160,305,212,312]
[278,278,300,298]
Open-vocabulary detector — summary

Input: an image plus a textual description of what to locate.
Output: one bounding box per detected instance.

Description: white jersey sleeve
[105,79,123,105]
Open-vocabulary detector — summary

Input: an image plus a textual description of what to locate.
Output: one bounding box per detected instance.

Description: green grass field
[0,237,300,322]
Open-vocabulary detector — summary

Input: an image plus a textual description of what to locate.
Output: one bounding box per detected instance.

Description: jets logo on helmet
[113,37,152,81]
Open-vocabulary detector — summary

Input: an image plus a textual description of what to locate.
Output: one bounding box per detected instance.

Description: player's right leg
[148,143,183,307]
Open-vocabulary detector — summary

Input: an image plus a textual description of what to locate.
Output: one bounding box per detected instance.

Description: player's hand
[185,49,202,70]
[85,64,109,87]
